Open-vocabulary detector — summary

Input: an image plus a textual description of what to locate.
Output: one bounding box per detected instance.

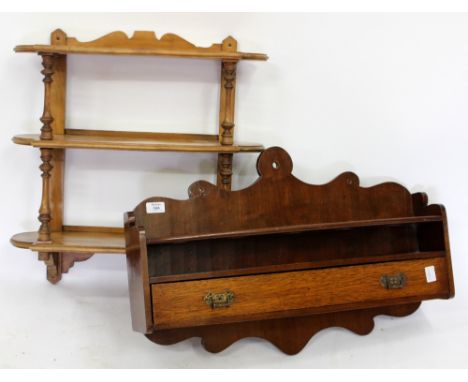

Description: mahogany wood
[147,303,422,355]
[152,258,449,329]
[125,147,455,353]
[149,251,445,284]
[125,213,153,333]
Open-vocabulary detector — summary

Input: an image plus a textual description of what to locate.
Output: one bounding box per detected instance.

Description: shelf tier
[150,250,446,284]
[14,44,268,61]
[11,216,443,255]
[12,129,264,153]
[11,226,125,254]
[147,215,444,245]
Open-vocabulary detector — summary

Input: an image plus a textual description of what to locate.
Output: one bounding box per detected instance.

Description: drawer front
[152,258,449,329]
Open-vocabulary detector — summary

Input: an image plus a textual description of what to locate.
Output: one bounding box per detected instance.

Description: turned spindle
[220,61,237,146]
[218,153,233,190]
[39,53,55,140]
[38,148,53,242]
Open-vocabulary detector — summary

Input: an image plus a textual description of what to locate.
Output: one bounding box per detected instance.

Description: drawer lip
[149,250,446,284]
[151,258,451,330]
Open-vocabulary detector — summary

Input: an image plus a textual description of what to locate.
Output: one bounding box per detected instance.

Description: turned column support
[220,60,237,146]
[38,148,53,242]
[216,51,238,190]
[39,53,55,140]
[218,153,233,190]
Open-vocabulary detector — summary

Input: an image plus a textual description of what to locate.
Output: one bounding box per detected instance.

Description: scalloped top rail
[129,147,446,242]
[14,29,269,61]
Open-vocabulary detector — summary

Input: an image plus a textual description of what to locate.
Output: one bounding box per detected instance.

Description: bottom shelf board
[10,227,125,254]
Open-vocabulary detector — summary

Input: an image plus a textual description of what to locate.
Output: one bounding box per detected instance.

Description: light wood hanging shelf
[11,29,268,283]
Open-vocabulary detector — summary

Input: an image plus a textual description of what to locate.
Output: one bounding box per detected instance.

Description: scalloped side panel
[146,303,421,355]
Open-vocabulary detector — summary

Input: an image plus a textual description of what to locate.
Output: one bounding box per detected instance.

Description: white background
[0,13,467,368]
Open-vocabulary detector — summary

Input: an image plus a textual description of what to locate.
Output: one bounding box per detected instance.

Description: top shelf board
[14,29,268,61]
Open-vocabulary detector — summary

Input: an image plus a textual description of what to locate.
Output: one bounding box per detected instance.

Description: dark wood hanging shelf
[124,147,455,354]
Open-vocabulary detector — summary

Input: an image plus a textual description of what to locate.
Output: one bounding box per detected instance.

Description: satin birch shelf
[11,29,268,283]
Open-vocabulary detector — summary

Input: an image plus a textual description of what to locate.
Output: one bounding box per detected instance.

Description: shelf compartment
[147,216,446,283]
[12,129,264,153]
[147,215,443,244]
[14,30,268,61]
[150,251,446,284]
[10,226,125,254]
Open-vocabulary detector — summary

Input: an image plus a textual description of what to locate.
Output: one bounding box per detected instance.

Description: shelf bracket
[38,252,94,284]
[217,56,238,191]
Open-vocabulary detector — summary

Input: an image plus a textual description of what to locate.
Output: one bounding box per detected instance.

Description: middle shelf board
[13,129,264,153]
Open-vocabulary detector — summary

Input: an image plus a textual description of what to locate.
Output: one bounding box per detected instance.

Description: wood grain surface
[14,30,268,61]
[152,258,449,329]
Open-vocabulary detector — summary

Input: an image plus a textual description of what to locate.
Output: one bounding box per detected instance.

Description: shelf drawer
[151,258,450,329]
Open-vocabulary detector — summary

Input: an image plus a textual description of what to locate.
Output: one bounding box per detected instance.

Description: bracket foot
[38,252,94,284]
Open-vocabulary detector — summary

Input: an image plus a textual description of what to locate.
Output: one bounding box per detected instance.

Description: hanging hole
[272,161,280,170]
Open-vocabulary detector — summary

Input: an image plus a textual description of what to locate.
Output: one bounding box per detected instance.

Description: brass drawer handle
[380,272,407,289]
[204,290,235,308]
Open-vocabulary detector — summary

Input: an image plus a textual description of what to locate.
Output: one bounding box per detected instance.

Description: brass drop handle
[380,272,407,289]
[204,290,235,308]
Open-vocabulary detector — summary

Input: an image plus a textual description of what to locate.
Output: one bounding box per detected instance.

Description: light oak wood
[12,132,263,153]
[12,29,267,282]
[152,258,449,329]
[10,227,125,254]
[14,30,268,61]
[49,149,64,232]
[37,148,53,241]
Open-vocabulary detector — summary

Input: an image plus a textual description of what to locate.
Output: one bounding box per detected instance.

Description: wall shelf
[124,147,455,354]
[11,29,267,283]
